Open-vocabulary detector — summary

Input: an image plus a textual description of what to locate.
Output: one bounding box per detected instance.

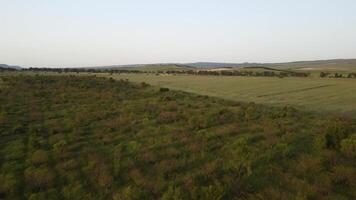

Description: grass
[106,73,356,115]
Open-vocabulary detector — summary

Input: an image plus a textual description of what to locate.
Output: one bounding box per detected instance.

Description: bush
[324,119,351,149]
[25,167,55,189]
[0,174,17,195]
[113,186,144,200]
[160,88,170,92]
[28,189,60,200]
[98,172,113,190]
[200,181,226,200]
[31,150,49,165]
[340,135,356,158]
[161,184,184,200]
[157,112,178,124]
[57,159,79,171]
[62,183,87,200]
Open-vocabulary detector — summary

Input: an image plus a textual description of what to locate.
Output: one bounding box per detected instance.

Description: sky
[1,0,356,67]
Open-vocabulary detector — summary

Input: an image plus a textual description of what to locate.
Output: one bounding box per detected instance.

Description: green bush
[324,119,351,149]
[113,186,144,200]
[160,88,170,92]
[0,173,18,195]
[341,135,356,158]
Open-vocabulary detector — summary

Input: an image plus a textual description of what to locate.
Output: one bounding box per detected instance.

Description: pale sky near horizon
[1,0,356,67]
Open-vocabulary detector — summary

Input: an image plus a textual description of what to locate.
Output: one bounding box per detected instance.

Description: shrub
[113,186,143,200]
[207,108,235,126]
[331,166,355,189]
[324,119,351,149]
[340,135,356,158]
[48,134,66,145]
[0,174,17,195]
[28,189,60,200]
[25,167,55,189]
[160,88,170,92]
[98,172,113,190]
[2,140,25,161]
[62,183,86,200]
[161,184,184,200]
[52,140,68,154]
[57,159,79,171]
[200,181,226,200]
[157,112,178,124]
[31,150,49,165]
[140,82,149,87]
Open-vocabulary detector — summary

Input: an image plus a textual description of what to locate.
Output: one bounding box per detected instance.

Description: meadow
[108,74,356,115]
[0,74,355,200]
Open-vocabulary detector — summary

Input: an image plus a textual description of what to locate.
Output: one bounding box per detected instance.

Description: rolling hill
[0,64,22,70]
[86,59,356,72]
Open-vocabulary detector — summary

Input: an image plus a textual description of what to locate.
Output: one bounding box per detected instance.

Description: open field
[107,74,356,115]
[1,75,355,199]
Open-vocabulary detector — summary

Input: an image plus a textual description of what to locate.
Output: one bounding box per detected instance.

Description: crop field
[108,74,356,115]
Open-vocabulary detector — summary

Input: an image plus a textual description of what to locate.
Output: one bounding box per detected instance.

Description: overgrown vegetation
[0,75,355,199]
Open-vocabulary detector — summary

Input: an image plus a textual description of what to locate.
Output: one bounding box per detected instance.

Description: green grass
[107,74,356,115]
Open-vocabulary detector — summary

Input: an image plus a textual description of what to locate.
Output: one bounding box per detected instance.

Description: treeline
[20,67,310,78]
[0,75,355,199]
[320,72,356,78]
[170,69,310,77]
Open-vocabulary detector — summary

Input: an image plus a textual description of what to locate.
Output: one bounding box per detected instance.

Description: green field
[1,75,355,199]
[107,74,356,115]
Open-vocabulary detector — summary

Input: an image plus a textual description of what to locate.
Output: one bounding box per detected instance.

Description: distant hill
[0,64,22,70]
[87,63,195,71]
[118,64,194,71]
[185,59,356,71]
[265,59,356,71]
[89,59,356,71]
[3,59,355,72]
[184,62,262,68]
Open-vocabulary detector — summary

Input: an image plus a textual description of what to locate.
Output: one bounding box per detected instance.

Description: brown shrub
[25,167,55,189]
[57,159,79,171]
[31,150,49,165]
[98,172,113,190]
[157,112,178,124]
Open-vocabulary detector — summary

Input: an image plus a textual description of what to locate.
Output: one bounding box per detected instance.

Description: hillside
[119,64,194,72]
[0,75,355,199]
[267,59,356,71]
[86,59,356,72]
[188,59,356,71]
[184,62,261,68]
[86,64,194,71]
[0,64,21,70]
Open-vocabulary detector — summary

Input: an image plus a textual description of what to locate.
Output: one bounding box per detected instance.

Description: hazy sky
[1,0,356,67]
